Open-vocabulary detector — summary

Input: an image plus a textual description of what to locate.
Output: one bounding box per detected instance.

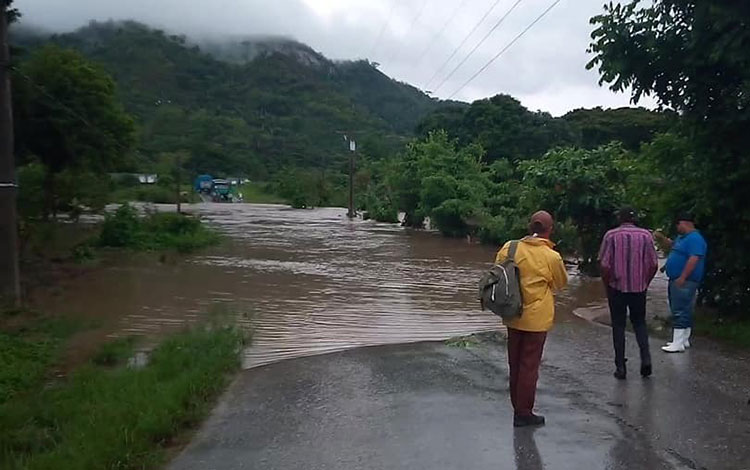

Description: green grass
[694,311,750,348]
[0,324,246,470]
[110,184,199,205]
[98,204,220,253]
[0,312,77,404]
[91,336,137,367]
[238,182,287,204]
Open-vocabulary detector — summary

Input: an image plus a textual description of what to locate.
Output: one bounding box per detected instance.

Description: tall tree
[588,1,750,312]
[519,144,631,274]
[12,45,135,217]
[562,107,676,150]
[417,94,576,163]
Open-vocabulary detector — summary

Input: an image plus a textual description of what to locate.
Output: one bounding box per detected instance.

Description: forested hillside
[12,20,450,178]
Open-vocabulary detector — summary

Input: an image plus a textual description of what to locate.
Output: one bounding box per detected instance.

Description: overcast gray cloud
[15,0,656,116]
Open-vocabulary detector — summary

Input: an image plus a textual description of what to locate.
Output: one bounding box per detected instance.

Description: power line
[448,0,563,100]
[414,0,470,64]
[368,2,398,59]
[432,0,524,94]
[385,0,429,64]
[422,0,504,90]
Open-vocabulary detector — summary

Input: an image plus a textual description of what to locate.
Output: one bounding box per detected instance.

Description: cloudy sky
[15,0,655,116]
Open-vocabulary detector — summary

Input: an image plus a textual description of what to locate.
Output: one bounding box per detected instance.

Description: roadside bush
[98,204,218,253]
[111,185,196,204]
[431,199,476,237]
[99,204,143,248]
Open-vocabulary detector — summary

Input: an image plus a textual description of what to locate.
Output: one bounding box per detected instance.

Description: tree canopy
[12,21,449,179]
[589,0,750,313]
[12,45,135,215]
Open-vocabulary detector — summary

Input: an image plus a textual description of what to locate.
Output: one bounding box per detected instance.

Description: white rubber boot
[662,329,686,353]
[666,327,691,349]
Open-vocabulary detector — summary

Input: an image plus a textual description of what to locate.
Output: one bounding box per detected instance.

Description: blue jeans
[668,280,699,329]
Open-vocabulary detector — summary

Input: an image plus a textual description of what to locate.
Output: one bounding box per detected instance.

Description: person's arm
[598,234,612,287]
[675,234,706,287]
[653,230,673,252]
[551,255,568,291]
[645,236,659,284]
[676,256,700,287]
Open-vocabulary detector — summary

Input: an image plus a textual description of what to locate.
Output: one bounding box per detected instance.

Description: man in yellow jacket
[495,211,568,427]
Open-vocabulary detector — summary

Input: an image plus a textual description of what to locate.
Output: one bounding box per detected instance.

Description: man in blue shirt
[654,213,708,353]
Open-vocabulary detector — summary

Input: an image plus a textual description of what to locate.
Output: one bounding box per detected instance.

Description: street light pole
[0,4,20,307]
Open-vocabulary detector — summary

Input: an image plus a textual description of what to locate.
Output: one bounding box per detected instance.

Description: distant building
[138,174,158,184]
[109,173,159,185]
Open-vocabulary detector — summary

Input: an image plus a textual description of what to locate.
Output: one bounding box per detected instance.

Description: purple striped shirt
[598,224,659,293]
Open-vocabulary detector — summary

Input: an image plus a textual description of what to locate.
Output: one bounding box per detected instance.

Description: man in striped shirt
[598,207,659,379]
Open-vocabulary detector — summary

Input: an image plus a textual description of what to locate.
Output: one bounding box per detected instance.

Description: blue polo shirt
[665,230,707,282]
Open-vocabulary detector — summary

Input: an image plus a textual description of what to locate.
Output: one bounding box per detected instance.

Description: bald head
[529,210,554,238]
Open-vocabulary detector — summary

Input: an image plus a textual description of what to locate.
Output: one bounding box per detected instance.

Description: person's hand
[653,229,667,242]
[675,277,686,288]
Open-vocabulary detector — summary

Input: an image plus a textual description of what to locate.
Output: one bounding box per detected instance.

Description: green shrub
[98,204,143,248]
[98,204,218,253]
[431,199,476,237]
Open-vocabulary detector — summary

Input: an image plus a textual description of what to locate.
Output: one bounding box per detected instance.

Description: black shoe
[640,364,652,377]
[614,367,627,380]
[514,414,546,427]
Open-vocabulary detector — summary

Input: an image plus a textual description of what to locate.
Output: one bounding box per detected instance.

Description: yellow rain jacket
[495,236,568,332]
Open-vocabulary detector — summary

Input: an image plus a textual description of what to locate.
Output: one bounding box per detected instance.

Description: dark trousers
[606,288,651,368]
[507,328,547,417]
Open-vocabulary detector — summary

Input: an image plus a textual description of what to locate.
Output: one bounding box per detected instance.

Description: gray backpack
[478,240,523,320]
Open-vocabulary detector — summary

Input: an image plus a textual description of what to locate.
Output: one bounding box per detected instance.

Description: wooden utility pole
[0,4,20,307]
[175,152,181,214]
[347,138,356,219]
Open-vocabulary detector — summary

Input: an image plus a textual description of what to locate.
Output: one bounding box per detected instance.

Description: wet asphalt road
[169,313,750,470]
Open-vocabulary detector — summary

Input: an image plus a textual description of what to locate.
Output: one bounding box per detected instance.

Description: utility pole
[347,138,356,219]
[175,152,181,214]
[335,130,360,219]
[0,4,20,307]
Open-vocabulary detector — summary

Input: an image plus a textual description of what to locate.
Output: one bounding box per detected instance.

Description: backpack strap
[508,240,520,262]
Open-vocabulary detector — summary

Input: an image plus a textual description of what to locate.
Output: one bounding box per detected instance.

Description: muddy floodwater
[32,203,667,369]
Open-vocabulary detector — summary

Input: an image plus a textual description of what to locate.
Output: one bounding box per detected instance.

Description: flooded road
[35,203,562,368]
[33,203,750,469]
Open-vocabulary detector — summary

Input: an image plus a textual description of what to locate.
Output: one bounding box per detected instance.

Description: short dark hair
[618,206,637,224]
[676,212,695,223]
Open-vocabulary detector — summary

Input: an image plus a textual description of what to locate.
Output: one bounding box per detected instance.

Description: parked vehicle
[194,174,214,193]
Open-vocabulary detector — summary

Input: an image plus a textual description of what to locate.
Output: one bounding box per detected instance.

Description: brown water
[33,203,617,369]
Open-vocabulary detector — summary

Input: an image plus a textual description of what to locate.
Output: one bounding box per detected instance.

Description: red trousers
[507,327,547,417]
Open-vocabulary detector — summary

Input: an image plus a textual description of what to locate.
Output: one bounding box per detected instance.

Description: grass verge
[0,311,77,404]
[0,320,246,470]
[238,182,287,204]
[650,308,750,349]
[693,310,750,348]
[110,184,199,205]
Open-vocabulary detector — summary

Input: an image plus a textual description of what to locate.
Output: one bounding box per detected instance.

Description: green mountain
[12,21,453,178]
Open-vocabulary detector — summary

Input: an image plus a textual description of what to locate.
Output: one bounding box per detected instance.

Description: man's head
[676,213,696,235]
[529,210,555,238]
[617,206,637,225]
